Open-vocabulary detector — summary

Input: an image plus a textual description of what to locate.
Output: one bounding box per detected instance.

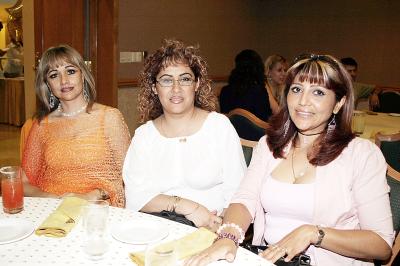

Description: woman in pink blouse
[185,54,394,266]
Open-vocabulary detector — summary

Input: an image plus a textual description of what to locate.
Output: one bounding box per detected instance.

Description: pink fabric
[231,136,394,265]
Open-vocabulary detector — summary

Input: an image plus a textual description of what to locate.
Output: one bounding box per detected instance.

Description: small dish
[388,113,400,117]
[111,220,169,245]
[0,218,35,245]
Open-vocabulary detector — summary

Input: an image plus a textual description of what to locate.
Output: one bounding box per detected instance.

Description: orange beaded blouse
[22,105,131,207]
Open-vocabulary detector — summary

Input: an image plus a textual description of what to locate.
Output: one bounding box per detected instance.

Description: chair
[240,138,258,167]
[375,132,400,172]
[227,108,268,141]
[375,132,400,265]
[19,118,35,161]
[375,89,400,113]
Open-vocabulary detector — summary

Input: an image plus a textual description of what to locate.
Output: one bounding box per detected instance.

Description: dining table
[356,111,400,141]
[0,197,273,266]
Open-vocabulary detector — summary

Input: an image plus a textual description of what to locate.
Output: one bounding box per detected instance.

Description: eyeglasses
[156,77,194,87]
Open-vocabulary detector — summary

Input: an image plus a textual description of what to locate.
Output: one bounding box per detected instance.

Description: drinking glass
[352,110,366,135]
[145,241,177,266]
[82,199,109,260]
[1,166,24,214]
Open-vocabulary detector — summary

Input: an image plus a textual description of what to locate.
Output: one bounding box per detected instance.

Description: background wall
[119,0,400,86]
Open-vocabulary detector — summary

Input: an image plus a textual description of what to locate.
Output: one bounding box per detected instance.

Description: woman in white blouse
[123,39,246,230]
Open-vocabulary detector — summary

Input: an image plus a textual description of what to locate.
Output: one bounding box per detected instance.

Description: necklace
[160,110,197,143]
[291,146,310,180]
[298,130,324,136]
[57,104,87,117]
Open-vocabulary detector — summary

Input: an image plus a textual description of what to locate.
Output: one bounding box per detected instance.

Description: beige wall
[119,0,400,86]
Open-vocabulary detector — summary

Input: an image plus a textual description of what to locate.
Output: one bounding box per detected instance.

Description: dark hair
[340,57,358,68]
[138,39,217,123]
[227,49,265,97]
[266,54,355,166]
[35,44,96,121]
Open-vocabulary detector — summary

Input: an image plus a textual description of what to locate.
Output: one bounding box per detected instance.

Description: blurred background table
[0,197,273,266]
[358,112,400,140]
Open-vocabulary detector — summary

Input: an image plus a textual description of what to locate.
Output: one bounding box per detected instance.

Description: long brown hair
[266,54,355,166]
[137,39,217,123]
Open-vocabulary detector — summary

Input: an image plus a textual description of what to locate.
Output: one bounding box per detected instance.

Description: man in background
[341,57,380,110]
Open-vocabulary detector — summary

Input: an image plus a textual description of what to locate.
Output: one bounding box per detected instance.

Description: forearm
[314,226,391,260]
[222,203,253,233]
[23,180,58,198]
[140,194,199,215]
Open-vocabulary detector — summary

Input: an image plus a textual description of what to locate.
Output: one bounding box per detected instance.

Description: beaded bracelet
[217,223,245,245]
[214,232,240,247]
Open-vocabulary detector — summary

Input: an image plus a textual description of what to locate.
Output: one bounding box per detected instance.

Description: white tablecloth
[358,112,400,140]
[0,197,273,266]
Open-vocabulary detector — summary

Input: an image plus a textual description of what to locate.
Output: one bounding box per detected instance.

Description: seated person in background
[3,37,24,78]
[264,54,288,107]
[219,49,277,122]
[22,45,130,207]
[340,57,379,109]
[185,54,393,266]
[123,39,246,230]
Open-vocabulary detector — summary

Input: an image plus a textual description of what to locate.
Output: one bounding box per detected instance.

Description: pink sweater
[231,136,394,265]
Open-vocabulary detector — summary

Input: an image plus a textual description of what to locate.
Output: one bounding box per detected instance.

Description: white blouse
[123,112,246,214]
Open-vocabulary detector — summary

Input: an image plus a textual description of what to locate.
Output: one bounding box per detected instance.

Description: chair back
[240,138,258,167]
[375,132,400,172]
[19,118,35,160]
[377,90,400,113]
[227,108,268,141]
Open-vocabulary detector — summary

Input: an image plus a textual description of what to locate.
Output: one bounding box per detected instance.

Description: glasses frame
[156,77,195,88]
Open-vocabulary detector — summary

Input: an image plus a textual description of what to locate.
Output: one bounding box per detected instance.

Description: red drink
[1,166,24,214]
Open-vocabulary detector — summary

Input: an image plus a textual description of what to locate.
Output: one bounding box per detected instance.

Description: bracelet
[217,223,245,244]
[169,196,181,212]
[214,232,240,247]
[182,202,200,216]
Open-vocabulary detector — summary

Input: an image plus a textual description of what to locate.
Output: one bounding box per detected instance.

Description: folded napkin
[35,197,87,237]
[129,227,217,266]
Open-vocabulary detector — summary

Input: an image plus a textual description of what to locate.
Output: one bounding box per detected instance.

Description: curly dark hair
[138,39,218,123]
[227,49,265,97]
[266,54,355,166]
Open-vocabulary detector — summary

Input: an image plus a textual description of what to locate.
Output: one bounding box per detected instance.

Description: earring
[327,114,336,135]
[83,86,89,102]
[283,117,290,138]
[49,91,56,109]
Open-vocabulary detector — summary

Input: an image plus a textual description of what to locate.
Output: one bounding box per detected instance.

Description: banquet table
[0,197,273,266]
[357,111,400,140]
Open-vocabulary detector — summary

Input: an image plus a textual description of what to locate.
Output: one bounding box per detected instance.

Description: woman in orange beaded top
[21,45,130,207]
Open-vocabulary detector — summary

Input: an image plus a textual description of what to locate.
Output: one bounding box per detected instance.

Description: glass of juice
[1,166,24,214]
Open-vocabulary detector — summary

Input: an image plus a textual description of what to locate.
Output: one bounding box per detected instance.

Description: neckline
[153,111,213,140]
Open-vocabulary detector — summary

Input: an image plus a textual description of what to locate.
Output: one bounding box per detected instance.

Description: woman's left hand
[259,224,316,263]
[60,189,101,201]
[185,205,222,230]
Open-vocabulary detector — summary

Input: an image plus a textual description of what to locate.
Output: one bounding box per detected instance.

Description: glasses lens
[158,78,173,87]
[178,77,193,86]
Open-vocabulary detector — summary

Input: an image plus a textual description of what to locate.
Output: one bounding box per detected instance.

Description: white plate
[111,220,169,245]
[388,113,400,117]
[0,218,35,244]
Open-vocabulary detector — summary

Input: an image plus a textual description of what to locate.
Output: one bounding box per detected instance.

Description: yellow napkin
[35,197,87,237]
[129,227,217,266]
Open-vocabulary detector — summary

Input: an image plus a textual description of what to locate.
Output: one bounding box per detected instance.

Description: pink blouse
[231,136,394,265]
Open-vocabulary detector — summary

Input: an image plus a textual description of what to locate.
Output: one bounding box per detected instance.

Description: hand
[259,224,315,263]
[185,205,222,230]
[183,238,238,266]
[369,94,380,110]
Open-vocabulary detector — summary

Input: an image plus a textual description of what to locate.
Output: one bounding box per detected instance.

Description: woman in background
[22,45,130,207]
[219,49,277,122]
[123,39,246,229]
[185,54,393,265]
[264,54,288,109]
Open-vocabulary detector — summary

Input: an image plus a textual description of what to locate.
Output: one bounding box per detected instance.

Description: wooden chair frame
[226,108,269,129]
[240,138,258,149]
[375,132,400,149]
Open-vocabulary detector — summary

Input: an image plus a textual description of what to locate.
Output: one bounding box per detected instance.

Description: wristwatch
[314,225,325,247]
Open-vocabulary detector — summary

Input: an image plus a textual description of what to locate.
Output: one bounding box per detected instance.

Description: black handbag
[148,210,195,227]
[244,244,311,266]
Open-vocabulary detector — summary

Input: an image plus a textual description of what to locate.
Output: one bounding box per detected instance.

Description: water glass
[82,199,109,260]
[352,110,366,135]
[1,166,24,214]
[145,241,177,266]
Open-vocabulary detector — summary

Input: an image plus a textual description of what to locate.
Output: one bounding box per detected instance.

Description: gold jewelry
[291,147,310,180]
[170,195,181,212]
[57,104,87,117]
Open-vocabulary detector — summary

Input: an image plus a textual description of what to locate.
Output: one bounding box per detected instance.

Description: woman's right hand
[183,238,238,266]
[185,205,222,230]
